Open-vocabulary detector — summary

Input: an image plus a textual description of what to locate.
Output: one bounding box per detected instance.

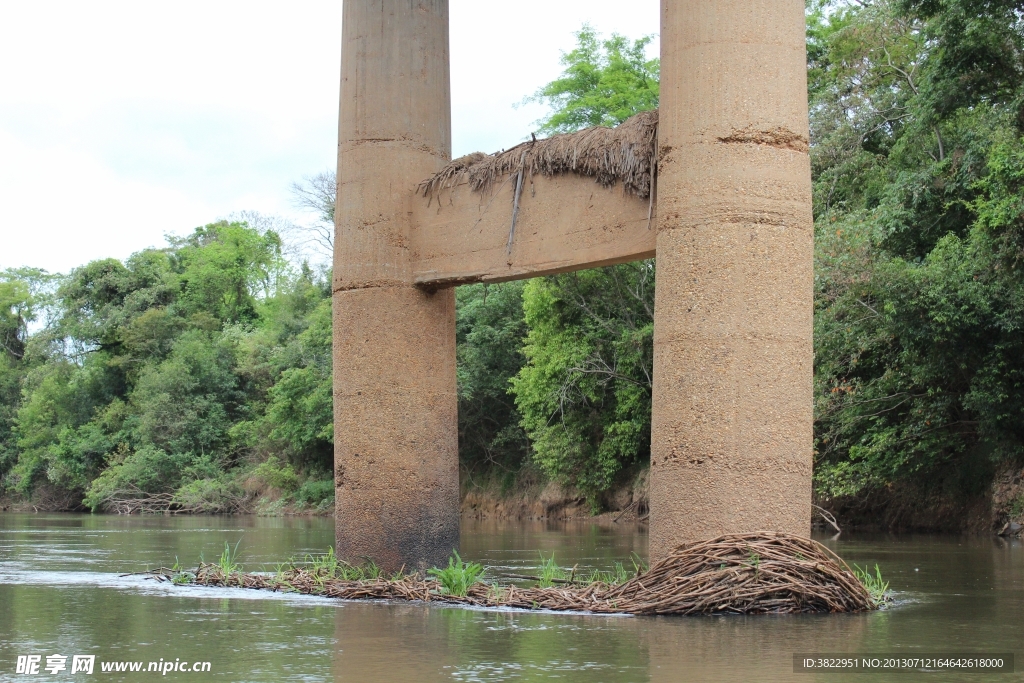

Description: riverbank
[458,463,1024,538]
[459,468,649,523]
[816,461,1024,537]
[3,461,1021,538]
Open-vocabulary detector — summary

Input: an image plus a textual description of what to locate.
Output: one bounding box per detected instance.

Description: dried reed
[420,110,659,202]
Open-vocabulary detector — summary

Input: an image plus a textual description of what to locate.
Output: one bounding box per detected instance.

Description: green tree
[171,222,287,324]
[0,268,54,484]
[810,0,1024,512]
[512,265,654,504]
[511,27,660,504]
[456,282,529,475]
[2,220,333,511]
[251,295,334,473]
[526,25,659,135]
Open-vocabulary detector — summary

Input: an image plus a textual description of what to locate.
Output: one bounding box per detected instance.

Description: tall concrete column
[333,0,458,572]
[650,0,814,558]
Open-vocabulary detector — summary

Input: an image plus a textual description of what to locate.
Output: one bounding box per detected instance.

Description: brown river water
[0,513,1021,682]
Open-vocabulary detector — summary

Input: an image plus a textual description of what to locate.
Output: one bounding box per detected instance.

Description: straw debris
[420,109,659,203]
[172,532,875,616]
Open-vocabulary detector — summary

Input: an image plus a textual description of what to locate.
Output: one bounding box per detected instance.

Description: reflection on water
[0,513,1021,682]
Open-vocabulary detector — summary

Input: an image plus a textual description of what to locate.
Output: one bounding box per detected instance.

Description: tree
[0,268,55,485]
[512,264,654,505]
[810,0,1024,513]
[526,25,659,135]
[171,221,287,323]
[288,171,336,259]
[456,282,529,476]
[1,221,335,511]
[511,28,660,504]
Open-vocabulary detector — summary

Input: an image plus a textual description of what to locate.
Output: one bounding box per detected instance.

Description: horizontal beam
[409,173,656,287]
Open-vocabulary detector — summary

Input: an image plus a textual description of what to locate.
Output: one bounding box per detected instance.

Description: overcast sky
[0,1,659,274]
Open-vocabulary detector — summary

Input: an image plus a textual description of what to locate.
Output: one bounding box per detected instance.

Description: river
[0,513,1020,682]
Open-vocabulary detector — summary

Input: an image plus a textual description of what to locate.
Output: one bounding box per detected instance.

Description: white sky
[0,1,659,274]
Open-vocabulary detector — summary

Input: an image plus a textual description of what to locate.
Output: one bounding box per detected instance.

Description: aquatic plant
[170,557,194,586]
[581,553,647,585]
[305,547,338,577]
[852,563,891,606]
[271,562,294,590]
[427,551,485,596]
[536,553,569,588]
[217,540,243,575]
[343,558,382,581]
[486,583,509,602]
[299,547,382,583]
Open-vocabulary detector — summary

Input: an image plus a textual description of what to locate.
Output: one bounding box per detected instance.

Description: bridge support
[650,0,813,558]
[333,0,458,572]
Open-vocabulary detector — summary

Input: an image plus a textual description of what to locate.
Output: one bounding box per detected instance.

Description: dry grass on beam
[180,532,875,616]
[420,109,659,203]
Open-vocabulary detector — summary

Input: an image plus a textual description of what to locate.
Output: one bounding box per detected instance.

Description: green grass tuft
[853,563,891,605]
[581,553,647,585]
[428,551,485,596]
[217,540,243,574]
[170,556,194,585]
[298,547,382,582]
[536,552,569,587]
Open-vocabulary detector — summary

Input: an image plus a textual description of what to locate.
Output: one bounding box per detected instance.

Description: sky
[0,1,659,274]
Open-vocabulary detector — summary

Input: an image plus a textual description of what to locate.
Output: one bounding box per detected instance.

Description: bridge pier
[333,0,458,572]
[650,0,813,558]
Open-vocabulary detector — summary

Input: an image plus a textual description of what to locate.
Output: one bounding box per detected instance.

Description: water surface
[0,513,1020,682]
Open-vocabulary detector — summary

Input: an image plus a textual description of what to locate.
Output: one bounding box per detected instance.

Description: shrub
[250,457,299,492]
[295,479,334,507]
[172,477,242,513]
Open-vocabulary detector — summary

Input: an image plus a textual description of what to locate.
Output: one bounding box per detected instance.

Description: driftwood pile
[597,533,873,614]
[182,532,874,616]
[420,109,659,202]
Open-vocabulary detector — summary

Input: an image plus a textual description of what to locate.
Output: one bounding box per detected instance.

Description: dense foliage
[525,25,659,136]
[809,0,1024,505]
[511,265,654,500]
[0,223,335,511]
[456,282,529,478]
[4,3,1024,519]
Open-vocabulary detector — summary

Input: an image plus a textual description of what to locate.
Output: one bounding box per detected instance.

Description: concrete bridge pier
[333,0,459,573]
[650,0,814,559]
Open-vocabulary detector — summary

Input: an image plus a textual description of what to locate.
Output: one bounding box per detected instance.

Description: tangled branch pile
[597,533,873,614]
[420,109,658,202]
[178,533,874,615]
